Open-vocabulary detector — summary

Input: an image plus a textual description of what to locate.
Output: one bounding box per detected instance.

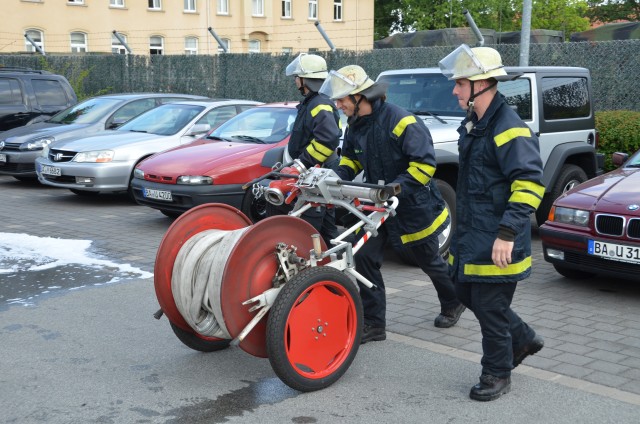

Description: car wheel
[160,210,182,219]
[241,189,268,223]
[392,178,455,266]
[70,189,99,197]
[13,176,38,182]
[536,164,587,227]
[553,264,596,280]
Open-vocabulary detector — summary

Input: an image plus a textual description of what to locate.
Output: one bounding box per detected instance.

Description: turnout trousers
[455,280,536,377]
[356,224,458,327]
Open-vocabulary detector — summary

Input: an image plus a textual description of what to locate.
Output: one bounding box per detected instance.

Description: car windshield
[48,98,121,124]
[208,107,296,144]
[378,73,464,117]
[118,104,205,136]
[627,150,640,168]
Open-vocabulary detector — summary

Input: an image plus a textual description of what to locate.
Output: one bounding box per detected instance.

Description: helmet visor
[319,70,359,100]
[285,54,306,77]
[439,44,502,80]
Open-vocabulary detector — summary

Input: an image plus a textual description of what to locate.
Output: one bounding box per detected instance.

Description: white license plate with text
[588,239,640,265]
[144,188,173,201]
[40,165,61,176]
[0,154,6,163]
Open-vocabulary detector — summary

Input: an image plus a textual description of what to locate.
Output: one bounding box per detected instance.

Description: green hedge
[595,110,640,171]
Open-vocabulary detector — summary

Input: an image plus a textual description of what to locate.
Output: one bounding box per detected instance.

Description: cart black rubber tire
[553,264,596,280]
[536,164,587,226]
[169,321,231,352]
[266,267,362,392]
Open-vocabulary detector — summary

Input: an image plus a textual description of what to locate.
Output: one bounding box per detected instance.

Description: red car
[131,102,298,222]
[540,150,640,281]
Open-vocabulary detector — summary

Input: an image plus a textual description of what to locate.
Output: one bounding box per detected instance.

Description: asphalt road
[1,175,640,423]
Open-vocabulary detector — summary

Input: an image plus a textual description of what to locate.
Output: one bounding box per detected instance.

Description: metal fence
[1,40,638,111]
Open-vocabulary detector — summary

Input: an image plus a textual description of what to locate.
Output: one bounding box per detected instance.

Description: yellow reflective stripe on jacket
[509,191,542,209]
[407,161,435,185]
[310,104,333,117]
[494,127,532,147]
[306,139,334,162]
[400,207,449,244]
[511,180,545,197]
[340,156,363,173]
[509,180,545,209]
[448,253,454,266]
[392,115,417,137]
[464,256,531,276]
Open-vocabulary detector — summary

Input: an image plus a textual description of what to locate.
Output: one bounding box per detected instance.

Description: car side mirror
[107,118,127,129]
[612,152,628,168]
[186,123,211,136]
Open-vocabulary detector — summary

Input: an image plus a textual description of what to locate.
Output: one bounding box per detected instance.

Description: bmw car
[35,99,260,198]
[540,150,640,281]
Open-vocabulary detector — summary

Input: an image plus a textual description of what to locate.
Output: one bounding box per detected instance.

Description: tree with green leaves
[586,0,640,23]
[374,0,591,40]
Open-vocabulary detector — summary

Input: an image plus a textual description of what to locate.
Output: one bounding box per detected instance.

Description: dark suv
[0,67,77,132]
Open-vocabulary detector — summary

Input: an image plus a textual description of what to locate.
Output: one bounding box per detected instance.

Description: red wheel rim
[154,203,251,335]
[221,215,326,358]
[284,280,358,379]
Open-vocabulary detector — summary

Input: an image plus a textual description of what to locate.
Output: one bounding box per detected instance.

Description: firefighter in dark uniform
[439,45,546,401]
[320,65,465,344]
[269,53,342,244]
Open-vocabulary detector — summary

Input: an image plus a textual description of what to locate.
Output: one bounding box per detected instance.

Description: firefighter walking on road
[320,64,465,344]
[439,45,546,401]
[268,53,343,244]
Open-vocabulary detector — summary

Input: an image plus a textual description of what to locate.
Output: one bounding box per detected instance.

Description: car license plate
[0,154,6,163]
[144,188,173,201]
[40,165,62,176]
[588,239,640,265]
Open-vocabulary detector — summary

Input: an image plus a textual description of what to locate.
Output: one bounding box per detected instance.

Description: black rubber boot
[513,334,544,368]
[434,303,466,328]
[361,325,386,344]
[469,374,511,401]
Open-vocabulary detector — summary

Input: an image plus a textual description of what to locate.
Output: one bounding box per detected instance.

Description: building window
[148,0,161,10]
[248,39,261,53]
[25,29,44,53]
[70,32,88,53]
[217,38,230,53]
[67,0,84,4]
[184,0,196,12]
[111,33,128,54]
[252,0,264,16]
[282,47,293,54]
[217,0,228,14]
[281,0,291,18]
[150,36,164,54]
[308,0,317,20]
[110,0,125,7]
[185,37,198,55]
[334,0,342,21]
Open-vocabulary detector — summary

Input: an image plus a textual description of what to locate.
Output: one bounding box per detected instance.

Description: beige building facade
[2,0,374,55]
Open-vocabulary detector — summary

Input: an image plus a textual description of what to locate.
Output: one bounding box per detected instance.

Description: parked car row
[35,99,260,198]
[2,84,638,283]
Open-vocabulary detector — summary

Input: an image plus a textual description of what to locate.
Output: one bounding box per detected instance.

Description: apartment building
[2,0,374,55]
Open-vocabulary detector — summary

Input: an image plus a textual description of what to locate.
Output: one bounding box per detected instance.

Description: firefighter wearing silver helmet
[439,45,545,401]
[268,53,342,245]
[320,65,465,344]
